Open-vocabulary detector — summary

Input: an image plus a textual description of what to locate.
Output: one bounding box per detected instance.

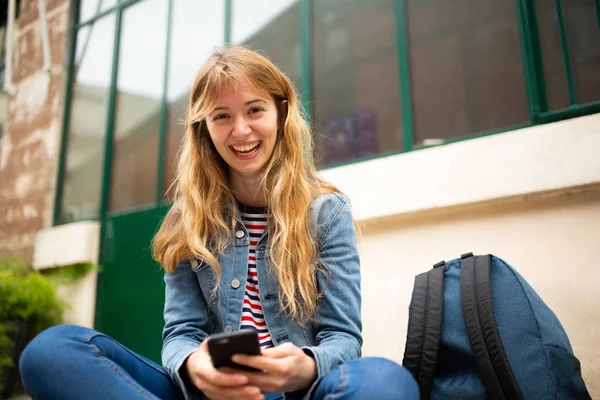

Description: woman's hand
[231,342,318,393]
[185,340,264,400]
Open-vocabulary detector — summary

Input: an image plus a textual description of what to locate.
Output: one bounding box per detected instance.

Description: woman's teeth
[232,143,260,154]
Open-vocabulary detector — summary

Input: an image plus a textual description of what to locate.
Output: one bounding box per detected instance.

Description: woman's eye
[248,107,263,114]
[213,114,228,121]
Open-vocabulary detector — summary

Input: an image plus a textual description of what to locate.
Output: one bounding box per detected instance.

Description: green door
[95,205,170,362]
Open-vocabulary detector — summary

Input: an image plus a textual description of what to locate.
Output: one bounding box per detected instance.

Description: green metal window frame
[54,0,600,226]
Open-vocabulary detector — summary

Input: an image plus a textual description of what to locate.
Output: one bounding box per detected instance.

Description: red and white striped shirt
[239,204,273,348]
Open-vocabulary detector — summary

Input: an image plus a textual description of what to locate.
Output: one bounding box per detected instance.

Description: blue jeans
[19,325,418,400]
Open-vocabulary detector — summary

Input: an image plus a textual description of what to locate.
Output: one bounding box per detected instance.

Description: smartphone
[207,330,261,372]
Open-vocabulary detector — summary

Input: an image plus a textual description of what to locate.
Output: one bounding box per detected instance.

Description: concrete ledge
[32,220,100,329]
[33,220,100,270]
[320,113,600,222]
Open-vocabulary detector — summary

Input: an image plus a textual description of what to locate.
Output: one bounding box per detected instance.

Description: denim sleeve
[297,196,363,399]
[162,260,210,400]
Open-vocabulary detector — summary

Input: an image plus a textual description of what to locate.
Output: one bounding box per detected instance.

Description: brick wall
[0,0,71,261]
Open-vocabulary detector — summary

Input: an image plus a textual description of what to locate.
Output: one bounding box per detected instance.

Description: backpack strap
[403,261,445,400]
[460,254,524,400]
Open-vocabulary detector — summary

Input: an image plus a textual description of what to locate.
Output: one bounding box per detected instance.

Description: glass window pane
[536,0,571,110]
[109,0,167,213]
[408,0,529,146]
[313,0,402,167]
[79,0,117,23]
[232,0,301,91]
[60,15,115,223]
[163,0,225,200]
[563,0,600,105]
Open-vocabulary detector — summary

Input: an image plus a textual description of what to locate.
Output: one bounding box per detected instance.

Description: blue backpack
[402,253,591,399]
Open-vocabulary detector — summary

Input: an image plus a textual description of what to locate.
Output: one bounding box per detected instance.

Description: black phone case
[207,330,262,372]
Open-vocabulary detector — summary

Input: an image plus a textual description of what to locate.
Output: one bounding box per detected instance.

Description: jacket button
[225,325,232,333]
[231,279,240,289]
[236,230,245,239]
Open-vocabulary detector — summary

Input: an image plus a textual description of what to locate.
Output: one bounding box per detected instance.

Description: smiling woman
[19,47,419,400]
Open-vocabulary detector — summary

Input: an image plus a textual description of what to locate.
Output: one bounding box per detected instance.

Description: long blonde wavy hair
[153,46,340,323]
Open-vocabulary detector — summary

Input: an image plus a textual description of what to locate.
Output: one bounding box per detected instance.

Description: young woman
[19,47,418,400]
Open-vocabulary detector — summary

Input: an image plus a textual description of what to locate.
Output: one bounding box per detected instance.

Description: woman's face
[205,84,278,180]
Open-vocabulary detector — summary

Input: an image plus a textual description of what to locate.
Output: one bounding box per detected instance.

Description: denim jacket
[161,192,362,399]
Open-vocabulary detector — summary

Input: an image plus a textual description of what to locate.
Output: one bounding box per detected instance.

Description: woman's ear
[279,99,289,114]
[278,100,289,135]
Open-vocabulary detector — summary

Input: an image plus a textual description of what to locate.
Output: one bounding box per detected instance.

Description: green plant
[0,255,98,393]
[0,259,67,328]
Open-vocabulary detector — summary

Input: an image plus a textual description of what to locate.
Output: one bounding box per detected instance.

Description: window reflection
[563,0,600,105]
[408,0,529,146]
[313,0,402,167]
[60,15,115,223]
[109,0,167,213]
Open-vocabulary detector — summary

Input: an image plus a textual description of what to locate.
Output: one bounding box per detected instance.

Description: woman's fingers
[230,355,294,392]
[191,370,262,400]
[260,342,297,358]
[231,343,317,393]
[231,354,279,373]
[200,366,249,387]
[197,380,263,400]
[238,371,282,393]
[208,343,314,393]
[190,342,250,386]
[187,344,258,400]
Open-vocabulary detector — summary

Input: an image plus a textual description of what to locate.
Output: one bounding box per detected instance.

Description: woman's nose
[232,116,251,136]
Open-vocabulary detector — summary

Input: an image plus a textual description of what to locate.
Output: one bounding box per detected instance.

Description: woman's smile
[230,141,262,159]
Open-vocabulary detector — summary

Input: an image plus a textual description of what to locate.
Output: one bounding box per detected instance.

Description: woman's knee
[346,357,419,399]
[19,324,94,381]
